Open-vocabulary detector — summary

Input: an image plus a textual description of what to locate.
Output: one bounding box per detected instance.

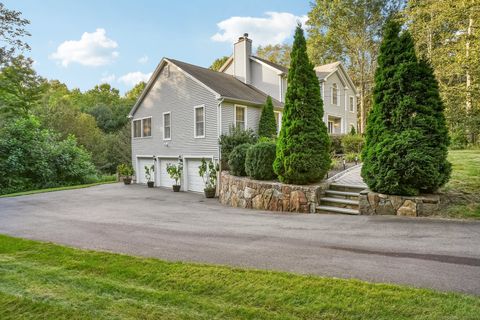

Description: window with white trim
[163,112,171,140]
[332,83,338,105]
[274,111,282,134]
[142,118,151,137]
[235,105,246,130]
[194,105,205,138]
[133,117,152,138]
[328,121,334,134]
[349,96,355,112]
[133,119,141,138]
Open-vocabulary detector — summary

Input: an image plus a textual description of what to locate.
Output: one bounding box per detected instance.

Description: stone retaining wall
[359,190,440,217]
[219,172,327,213]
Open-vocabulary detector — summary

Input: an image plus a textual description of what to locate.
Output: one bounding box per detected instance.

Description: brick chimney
[233,33,252,84]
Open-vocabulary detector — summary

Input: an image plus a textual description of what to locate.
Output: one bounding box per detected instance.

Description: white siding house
[129,33,357,191]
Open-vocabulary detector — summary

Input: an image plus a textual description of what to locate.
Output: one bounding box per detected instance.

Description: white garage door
[158,159,177,188]
[137,158,154,184]
[186,159,205,192]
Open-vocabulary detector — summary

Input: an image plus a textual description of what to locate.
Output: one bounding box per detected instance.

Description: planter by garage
[147,181,154,188]
[172,185,181,192]
[204,187,216,198]
[123,178,132,185]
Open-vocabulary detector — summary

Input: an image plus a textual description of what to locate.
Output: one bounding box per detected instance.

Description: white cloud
[138,55,149,64]
[100,73,116,83]
[50,28,119,67]
[118,71,152,87]
[211,12,307,46]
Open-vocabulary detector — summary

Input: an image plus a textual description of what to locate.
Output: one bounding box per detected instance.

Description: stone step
[320,197,359,210]
[329,183,366,193]
[324,190,360,200]
[316,205,359,215]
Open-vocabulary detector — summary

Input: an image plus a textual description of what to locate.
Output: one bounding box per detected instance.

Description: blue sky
[6,0,310,94]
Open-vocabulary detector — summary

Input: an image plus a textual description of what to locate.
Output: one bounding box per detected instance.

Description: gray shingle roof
[168,58,283,107]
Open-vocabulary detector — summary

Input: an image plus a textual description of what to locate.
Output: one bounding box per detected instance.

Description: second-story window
[194,105,205,138]
[133,119,142,138]
[350,96,355,112]
[163,112,171,140]
[142,118,151,137]
[332,83,338,105]
[235,105,246,130]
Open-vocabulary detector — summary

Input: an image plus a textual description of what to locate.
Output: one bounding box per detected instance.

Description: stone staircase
[316,183,366,215]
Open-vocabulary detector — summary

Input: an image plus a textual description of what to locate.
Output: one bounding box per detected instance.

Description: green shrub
[258,96,277,138]
[345,153,360,163]
[228,143,251,176]
[219,126,257,169]
[341,134,364,154]
[361,20,451,196]
[349,126,357,135]
[245,141,277,180]
[330,135,343,154]
[273,25,331,184]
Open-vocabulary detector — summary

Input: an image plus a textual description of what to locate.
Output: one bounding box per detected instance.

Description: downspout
[216,97,224,196]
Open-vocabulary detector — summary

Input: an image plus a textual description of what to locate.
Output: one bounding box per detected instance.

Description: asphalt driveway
[1,183,479,295]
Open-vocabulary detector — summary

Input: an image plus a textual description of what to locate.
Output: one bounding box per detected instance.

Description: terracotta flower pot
[147,181,154,188]
[172,185,181,192]
[123,178,132,185]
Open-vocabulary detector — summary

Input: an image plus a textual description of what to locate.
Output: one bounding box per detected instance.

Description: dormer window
[332,83,338,106]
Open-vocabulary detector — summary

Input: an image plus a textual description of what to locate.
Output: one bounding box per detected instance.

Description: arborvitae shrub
[273,25,330,184]
[258,96,277,138]
[329,135,343,154]
[361,19,451,196]
[228,143,251,176]
[245,141,277,180]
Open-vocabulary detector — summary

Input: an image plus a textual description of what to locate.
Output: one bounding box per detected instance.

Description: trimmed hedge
[219,126,257,170]
[228,143,251,176]
[245,141,277,180]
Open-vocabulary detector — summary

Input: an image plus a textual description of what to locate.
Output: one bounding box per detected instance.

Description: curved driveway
[0,183,479,295]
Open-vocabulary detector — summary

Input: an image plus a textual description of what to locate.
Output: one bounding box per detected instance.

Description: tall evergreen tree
[258,96,277,138]
[361,19,451,196]
[273,25,330,184]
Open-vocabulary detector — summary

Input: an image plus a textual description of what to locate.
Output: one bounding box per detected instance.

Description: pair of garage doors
[136,157,205,192]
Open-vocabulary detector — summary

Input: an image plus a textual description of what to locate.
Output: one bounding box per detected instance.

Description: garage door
[158,159,177,188]
[186,159,206,192]
[137,158,154,184]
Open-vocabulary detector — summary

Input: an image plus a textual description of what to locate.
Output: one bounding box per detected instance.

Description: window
[235,105,246,130]
[194,105,205,138]
[133,119,142,138]
[328,121,334,134]
[332,83,338,105]
[133,117,152,138]
[274,111,282,134]
[163,112,171,140]
[349,96,355,112]
[142,118,151,137]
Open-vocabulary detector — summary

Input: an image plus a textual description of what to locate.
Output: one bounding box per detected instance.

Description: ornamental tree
[361,19,451,196]
[258,96,277,138]
[273,25,330,184]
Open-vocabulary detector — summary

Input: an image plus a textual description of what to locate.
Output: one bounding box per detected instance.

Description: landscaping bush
[228,143,251,176]
[344,153,360,163]
[361,19,451,196]
[245,141,277,180]
[341,134,364,154]
[258,96,277,138]
[219,126,257,169]
[330,135,343,154]
[274,25,330,184]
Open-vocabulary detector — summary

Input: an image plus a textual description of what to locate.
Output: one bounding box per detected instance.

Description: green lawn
[0,177,117,198]
[439,149,480,219]
[0,235,479,319]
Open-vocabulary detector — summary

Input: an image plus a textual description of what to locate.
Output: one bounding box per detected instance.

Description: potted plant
[166,160,183,192]
[144,165,155,188]
[117,163,134,185]
[199,158,219,198]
